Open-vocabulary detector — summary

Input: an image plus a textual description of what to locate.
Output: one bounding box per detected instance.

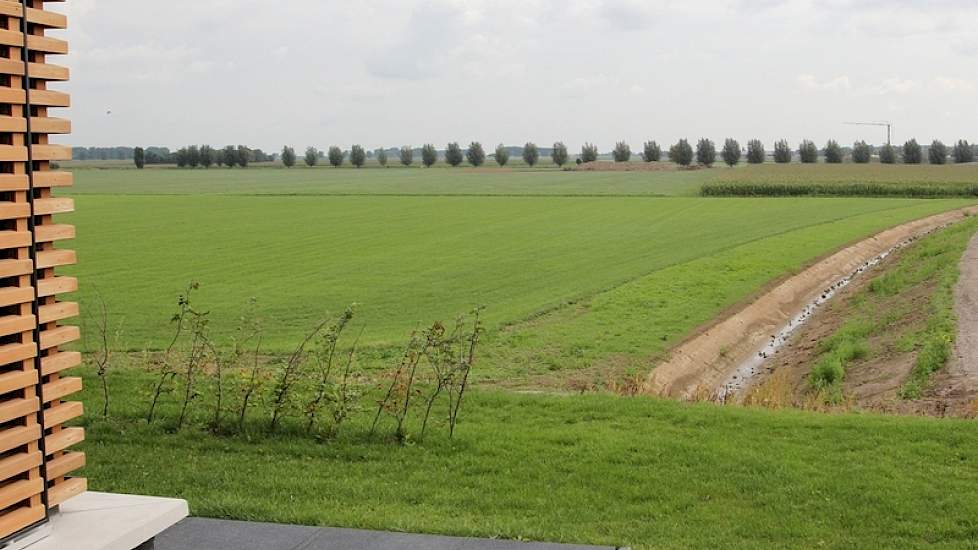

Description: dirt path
[642,205,978,400]
[924,229,978,415]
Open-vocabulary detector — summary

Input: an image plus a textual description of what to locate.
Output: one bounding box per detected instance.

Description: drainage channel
[715,223,955,402]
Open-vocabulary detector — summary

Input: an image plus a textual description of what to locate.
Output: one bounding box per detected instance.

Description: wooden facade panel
[44,452,84,481]
[0,314,35,338]
[39,325,79,350]
[42,400,82,427]
[0,370,36,395]
[25,89,69,107]
[32,171,72,188]
[26,34,67,55]
[40,350,80,377]
[34,224,74,243]
[0,230,32,249]
[35,249,76,270]
[31,144,71,161]
[26,6,66,28]
[0,426,41,455]
[32,197,73,216]
[0,452,41,482]
[36,276,77,298]
[0,175,29,191]
[46,478,86,508]
[45,427,84,456]
[0,507,45,543]
[0,1,85,537]
[41,376,82,403]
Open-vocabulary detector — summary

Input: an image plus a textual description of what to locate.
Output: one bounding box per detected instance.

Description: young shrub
[327,146,344,167]
[466,142,486,167]
[350,145,366,168]
[421,144,438,167]
[580,142,599,163]
[494,144,509,166]
[773,139,792,163]
[147,281,199,423]
[879,143,897,164]
[376,148,388,167]
[669,139,694,167]
[851,141,872,164]
[952,140,975,163]
[824,140,843,163]
[642,140,661,162]
[269,317,333,431]
[798,140,818,163]
[746,139,765,164]
[721,138,741,167]
[902,139,922,164]
[552,142,568,167]
[522,142,540,166]
[445,142,464,167]
[696,138,716,167]
[400,146,414,166]
[929,140,948,165]
[304,306,356,435]
[612,141,631,162]
[176,304,210,431]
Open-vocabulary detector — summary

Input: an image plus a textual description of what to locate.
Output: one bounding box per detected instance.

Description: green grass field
[66,164,978,548]
[81,370,978,550]
[67,192,973,357]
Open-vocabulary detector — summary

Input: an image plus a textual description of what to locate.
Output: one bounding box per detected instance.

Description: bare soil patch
[573,161,696,172]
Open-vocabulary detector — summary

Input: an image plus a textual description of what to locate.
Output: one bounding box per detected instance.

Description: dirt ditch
[642,205,978,402]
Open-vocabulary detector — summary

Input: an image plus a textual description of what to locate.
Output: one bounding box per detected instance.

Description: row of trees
[282,141,601,168]
[276,139,977,169]
[133,145,276,169]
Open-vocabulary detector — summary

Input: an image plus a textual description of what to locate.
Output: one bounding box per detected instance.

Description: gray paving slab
[155,518,617,550]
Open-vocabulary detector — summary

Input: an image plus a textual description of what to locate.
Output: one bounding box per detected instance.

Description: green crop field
[65,164,978,549]
[66,179,973,362]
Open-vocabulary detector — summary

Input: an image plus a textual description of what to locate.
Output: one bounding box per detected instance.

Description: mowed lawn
[64,193,975,351]
[80,372,978,550]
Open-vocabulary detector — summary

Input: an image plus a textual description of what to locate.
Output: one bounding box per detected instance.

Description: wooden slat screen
[0,0,82,542]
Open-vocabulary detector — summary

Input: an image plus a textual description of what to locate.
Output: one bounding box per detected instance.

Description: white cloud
[930,77,976,94]
[797,74,851,92]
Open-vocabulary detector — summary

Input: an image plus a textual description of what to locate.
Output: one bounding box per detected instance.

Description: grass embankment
[79,368,978,549]
[808,216,978,402]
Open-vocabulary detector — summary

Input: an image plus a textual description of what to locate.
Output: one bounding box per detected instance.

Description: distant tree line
[272,139,978,169]
[132,145,276,169]
[117,138,978,170]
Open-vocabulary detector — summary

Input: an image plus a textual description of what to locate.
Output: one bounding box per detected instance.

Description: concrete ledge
[28,491,188,550]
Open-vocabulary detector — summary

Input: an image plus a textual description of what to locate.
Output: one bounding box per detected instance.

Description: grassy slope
[65,195,975,352]
[81,370,978,550]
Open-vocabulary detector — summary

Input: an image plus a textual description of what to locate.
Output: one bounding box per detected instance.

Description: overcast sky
[61,0,978,151]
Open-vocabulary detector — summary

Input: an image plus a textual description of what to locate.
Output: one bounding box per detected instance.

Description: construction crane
[844,121,892,145]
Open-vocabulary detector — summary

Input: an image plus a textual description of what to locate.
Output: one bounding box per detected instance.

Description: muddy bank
[642,205,978,400]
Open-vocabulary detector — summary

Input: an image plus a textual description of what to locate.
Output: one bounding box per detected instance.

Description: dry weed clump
[743,370,795,410]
